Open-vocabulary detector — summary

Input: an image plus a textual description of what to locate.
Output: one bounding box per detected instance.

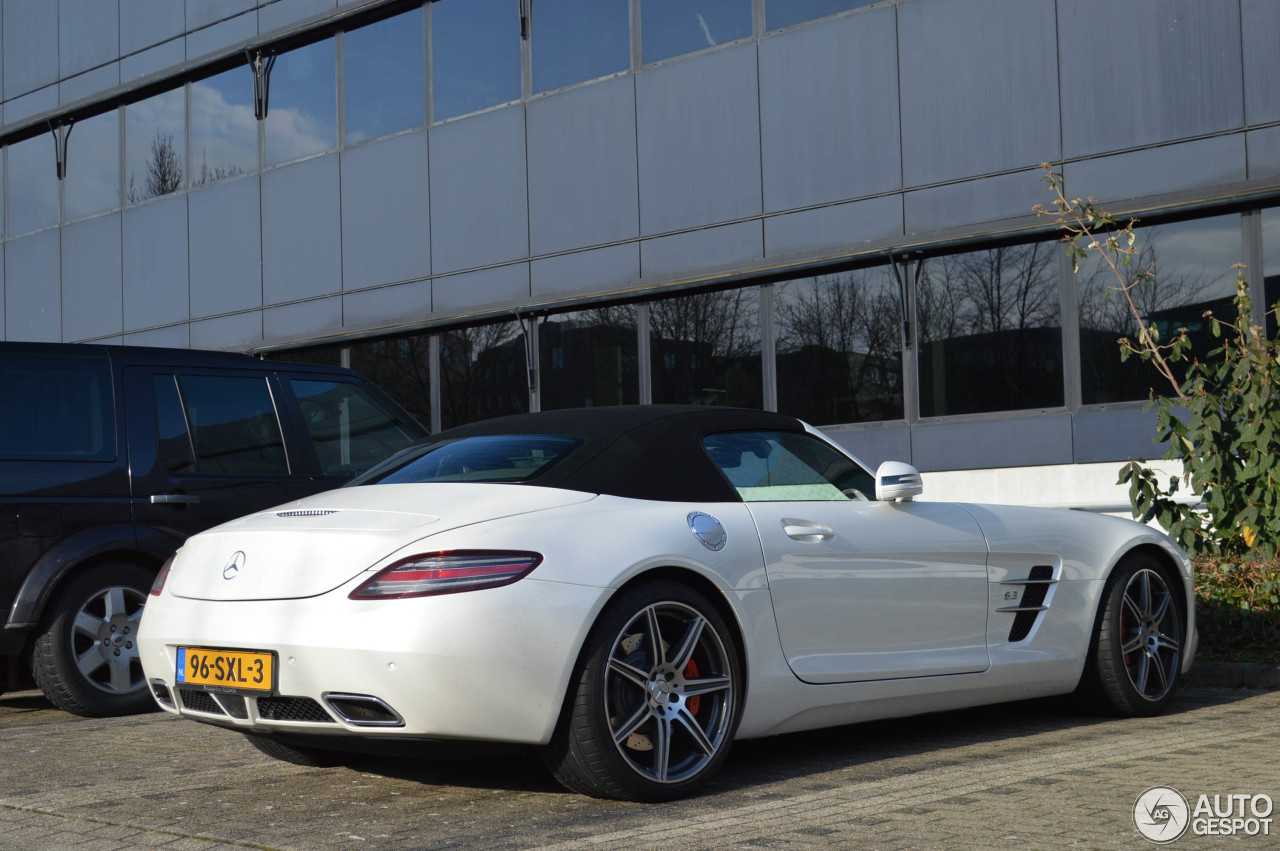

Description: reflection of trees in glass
[1078,225,1233,404]
[540,306,639,409]
[917,243,1063,416]
[350,335,432,427]
[439,321,528,429]
[194,148,247,186]
[127,133,184,204]
[776,268,902,424]
[651,289,761,408]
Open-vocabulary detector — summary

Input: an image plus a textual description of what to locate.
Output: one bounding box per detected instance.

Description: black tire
[539,580,743,801]
[31,562,158,717]
[1077,553,1184,716]
[243,732,344,767]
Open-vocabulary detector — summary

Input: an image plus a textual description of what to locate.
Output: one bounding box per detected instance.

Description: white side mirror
[875,461,923,502]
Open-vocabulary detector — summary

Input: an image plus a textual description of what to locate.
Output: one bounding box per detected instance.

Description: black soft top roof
[432,405,808,502]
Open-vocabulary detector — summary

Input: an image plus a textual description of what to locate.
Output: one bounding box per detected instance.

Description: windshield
[359,434,584,485]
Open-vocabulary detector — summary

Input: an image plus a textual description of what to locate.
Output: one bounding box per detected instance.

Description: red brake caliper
[684,659,701,715]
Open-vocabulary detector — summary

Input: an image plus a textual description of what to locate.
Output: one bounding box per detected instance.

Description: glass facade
[266,39,337,167]
[917,243,1063,417]
[64,110,120,221]
[0,0,1273,473]
[641,0,753,64]
[532,0,630,94]
[191,67,257,185]
[1078,215,1242,404]
[438,321,528,429]
[765,0,880,31]
[344,10,425,143]
[776,267,903,425]
[7,134,58,235]
[432,0,521,121]
[126,88,186,205]
[1263,208,1280,340]
[651,288,762,409]
[539,306,640,410]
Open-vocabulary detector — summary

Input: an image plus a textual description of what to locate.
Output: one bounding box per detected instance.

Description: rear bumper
[137,578,608,746]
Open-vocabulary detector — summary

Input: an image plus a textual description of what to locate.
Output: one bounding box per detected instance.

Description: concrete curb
[1184,660,1280,689]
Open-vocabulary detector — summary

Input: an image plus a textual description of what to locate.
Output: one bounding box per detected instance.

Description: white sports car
[138,406,1196,800]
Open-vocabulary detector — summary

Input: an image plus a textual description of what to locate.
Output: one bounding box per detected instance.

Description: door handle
[150,494,201,505]
[782,519,834,542]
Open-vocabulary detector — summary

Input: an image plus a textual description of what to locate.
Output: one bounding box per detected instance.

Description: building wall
[2,0,1278,490]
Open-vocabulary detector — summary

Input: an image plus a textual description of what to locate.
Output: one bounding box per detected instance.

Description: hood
[166,483,596,601]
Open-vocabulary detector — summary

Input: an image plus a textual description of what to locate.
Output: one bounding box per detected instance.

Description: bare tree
[194,148,246,187]
[650,289,759,405]
[775,269,901,422]
[128,132,184,204]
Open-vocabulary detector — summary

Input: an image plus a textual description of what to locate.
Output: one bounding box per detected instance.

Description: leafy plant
[1036,165,1280,559]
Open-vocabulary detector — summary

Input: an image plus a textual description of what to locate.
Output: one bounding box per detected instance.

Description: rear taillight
[150,555,176,597]
[349,550,542,599]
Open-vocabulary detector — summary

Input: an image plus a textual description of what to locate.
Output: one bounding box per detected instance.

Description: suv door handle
[150,494,201,505]
[782,519,834,542]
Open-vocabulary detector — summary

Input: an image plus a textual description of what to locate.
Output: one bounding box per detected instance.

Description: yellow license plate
[176,647,274,693]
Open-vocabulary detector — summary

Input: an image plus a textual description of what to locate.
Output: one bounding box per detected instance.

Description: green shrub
[1193,556,1280,660]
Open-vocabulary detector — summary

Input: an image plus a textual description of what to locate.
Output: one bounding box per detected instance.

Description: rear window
[363,435,583,484]
[0,353,114,461]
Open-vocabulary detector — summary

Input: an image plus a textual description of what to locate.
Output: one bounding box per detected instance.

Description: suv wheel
[31,562,158,717]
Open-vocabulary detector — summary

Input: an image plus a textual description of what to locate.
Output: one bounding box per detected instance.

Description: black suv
[0,342,427,716]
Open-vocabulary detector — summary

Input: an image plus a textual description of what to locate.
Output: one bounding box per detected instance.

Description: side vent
[1000,564,1057,643]
[275,509,338,518]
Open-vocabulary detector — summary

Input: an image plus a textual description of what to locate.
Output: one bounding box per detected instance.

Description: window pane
[776,267,903,425]
[126,88,186,205]
[178,375,289,476]
[703,431,874,501]
[432,0,521,121]
[917,243,1063,417]
[192,67,257,185]
[349,334,432,428]
[345,9,425,143]
[290,379,419,478]
[533,0,630,93]
[65,110,121,220]
[1263,207,1280,339]
[153,374,195,473]
[0,352,114,460]
[651,288,762,408]
[766,0,878,30]
[438,321,528,429]
[642,0,752,64]
[266,39,337,167]
[539,306,639,410]
[7,134,59,234]
[1078,215,1242,405]
[369,435,583,484]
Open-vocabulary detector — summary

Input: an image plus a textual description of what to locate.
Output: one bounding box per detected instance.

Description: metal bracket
[246,48,278,120]
[48,120,75,180]
[888,252,913,352]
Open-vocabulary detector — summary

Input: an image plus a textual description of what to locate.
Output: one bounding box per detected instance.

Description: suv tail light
[150,555,176,597]
[349,550,542,599]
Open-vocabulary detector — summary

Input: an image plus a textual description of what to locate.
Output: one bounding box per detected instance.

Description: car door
[704,430,991,684]
[125,367,324,543]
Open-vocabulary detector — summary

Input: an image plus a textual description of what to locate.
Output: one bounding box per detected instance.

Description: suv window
[703,431,875,502]
[289,379,420,478]
[0,353,114,461]
[158,374,289,477]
